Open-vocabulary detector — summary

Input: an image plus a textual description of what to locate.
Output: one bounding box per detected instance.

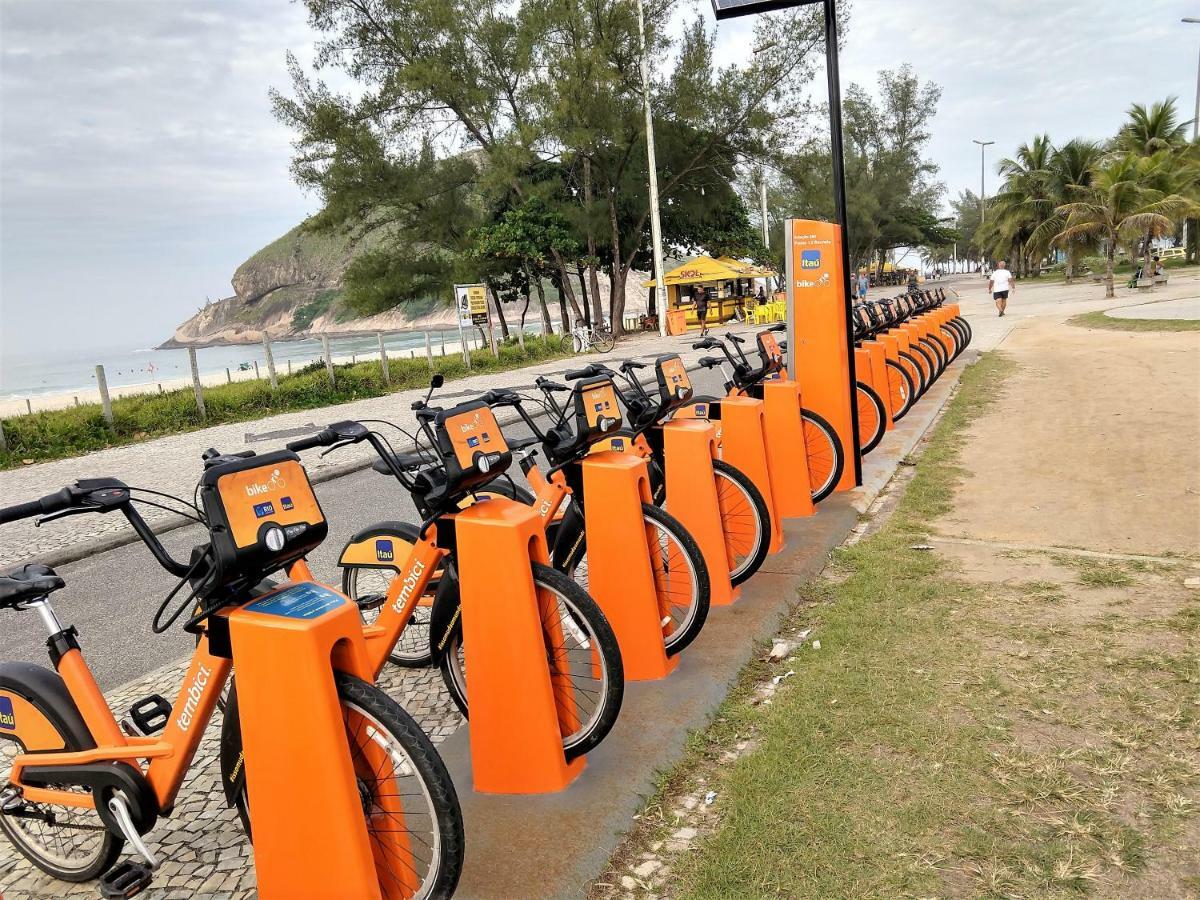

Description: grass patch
[606,349,1200,899]
[1069,310,1200,332]
[0,334,573,469]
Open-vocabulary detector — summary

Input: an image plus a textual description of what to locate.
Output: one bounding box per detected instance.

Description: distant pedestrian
[988,260,1014,317]
[856,270,869,301]
[694,288,710,336]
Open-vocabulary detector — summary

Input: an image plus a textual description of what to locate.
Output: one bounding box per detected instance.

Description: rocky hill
[164,222,650,347]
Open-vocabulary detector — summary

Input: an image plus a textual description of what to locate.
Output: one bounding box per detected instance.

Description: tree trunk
[1142,228,1153,285]
[583,157,605,327]
[532,269,553,335]
[576,264,592,329]
[1105,240,1116,299]
[550,252,582,328]
[608,194,626,337]
[485,281,510,338]
[518,287,529,351]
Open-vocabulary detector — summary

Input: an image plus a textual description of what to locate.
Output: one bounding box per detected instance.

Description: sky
[1,0,1197,360]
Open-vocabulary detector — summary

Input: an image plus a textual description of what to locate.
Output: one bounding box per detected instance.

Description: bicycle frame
[7,620,230,815]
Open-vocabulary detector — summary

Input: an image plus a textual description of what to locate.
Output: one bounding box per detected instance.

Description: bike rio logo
[176,664,212,732]
[0,696,15,731]
[244,468,286,498]
[391,559,427,614]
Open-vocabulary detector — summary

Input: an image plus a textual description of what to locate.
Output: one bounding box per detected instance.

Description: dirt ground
[936,316,1200,555]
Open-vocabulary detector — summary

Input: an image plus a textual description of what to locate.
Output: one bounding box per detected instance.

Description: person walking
[856,270,870,301]
[988,260,1014,317]
[694,287,710,336]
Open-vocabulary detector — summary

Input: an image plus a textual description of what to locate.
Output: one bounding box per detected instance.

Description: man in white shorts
[988,260,1015,317]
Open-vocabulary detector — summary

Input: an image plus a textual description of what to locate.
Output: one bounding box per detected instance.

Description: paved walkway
[0,330,713,570]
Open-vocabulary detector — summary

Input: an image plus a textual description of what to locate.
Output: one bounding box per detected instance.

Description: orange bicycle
[0,464,463,898]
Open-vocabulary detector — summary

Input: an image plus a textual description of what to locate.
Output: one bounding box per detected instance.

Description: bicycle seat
[0,564,66,609]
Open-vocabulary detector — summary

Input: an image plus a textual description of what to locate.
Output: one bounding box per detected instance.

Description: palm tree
[1028,139,1103,282]
[982,134,1056,274]
[1053,152,1198,298]
[1115,98,1191,156]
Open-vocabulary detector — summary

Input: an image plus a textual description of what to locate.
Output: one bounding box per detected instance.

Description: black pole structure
[712,0,863,485]
[822,0,863,485]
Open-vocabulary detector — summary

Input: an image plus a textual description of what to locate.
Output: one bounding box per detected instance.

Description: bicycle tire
[572,333,583,353]
[922,334,949,372]
[940,324,964,358]
[855,380,886,455]
[908,341,937,385]
[801,409,845,503]
[439,563,624,761]
[591,330,615,353]
[0,734,123,882]
[897,350,927,397]
[712,459,770,586]
[884,359,915,422]
[221,673,464,900]
[344,563,434,668]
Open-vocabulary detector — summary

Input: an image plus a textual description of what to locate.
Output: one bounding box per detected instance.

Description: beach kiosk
[646,256,776,335]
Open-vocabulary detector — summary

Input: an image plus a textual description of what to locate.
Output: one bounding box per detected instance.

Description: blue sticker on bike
[245,583,346,620]
[376,539,395,562]
[253,501,275,519]
[0,697,15,730]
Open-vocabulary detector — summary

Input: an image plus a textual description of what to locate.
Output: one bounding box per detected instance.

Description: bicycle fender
[0,662,94,752]
[337,521,421,573]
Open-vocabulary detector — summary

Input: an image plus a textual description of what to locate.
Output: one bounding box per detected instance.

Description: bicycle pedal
[355,592,386,612]
[126,695,172,736]
[98,860,153,899]
[0,785,22,812]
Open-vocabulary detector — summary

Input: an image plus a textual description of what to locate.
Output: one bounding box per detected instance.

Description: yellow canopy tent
[642,255,776,333]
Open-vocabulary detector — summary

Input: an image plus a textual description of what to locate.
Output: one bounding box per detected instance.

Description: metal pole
[823,0,862,485]
[973,139,994,224]
[636,0,668,338]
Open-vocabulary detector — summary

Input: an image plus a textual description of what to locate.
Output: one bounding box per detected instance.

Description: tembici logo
[392,560,427,614]
[176,664,212,732]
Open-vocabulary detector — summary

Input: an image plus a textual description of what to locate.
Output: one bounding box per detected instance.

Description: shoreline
[0,335,485,417]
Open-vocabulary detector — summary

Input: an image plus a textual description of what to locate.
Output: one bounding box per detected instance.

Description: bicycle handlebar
[0,487,75,526]
[285,428,336,453]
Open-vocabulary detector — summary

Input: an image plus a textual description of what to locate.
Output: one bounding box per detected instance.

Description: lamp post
[1183,17,1199,257]
[973,139,995,224]
[635,0,668,337]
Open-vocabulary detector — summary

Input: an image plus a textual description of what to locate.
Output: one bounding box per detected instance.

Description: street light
[1182,17,1199,256]
[973,139,995,224]
[634,0,668,337]
[753,41,776,250]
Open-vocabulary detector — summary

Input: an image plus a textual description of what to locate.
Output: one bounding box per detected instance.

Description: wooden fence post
[226,367,232,384]
[322,335,336,387]
[378,332,390,385]
[287,359,292,376]
[491,324,500,359]
[440,330,446,356]
[25,399,32,415]
[0,419,7,453]
[253,360,260,380]
[96,364,113,426]
[263,335,278,391]
[425,331,434,370]
[188,348,207,419]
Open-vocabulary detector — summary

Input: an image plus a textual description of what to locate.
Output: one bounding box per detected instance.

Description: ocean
[0,328,484,403]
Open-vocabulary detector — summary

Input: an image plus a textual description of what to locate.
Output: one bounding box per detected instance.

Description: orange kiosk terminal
[785,219,861,491]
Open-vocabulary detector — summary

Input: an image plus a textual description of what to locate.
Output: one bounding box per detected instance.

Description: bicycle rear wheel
[897,350,927,397]
[802,409,845,503]
[590,329,615,353]
[439,563,624,761]
[222,673,464,899]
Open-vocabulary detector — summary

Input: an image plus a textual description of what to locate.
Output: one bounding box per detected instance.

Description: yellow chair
[752,304,773,325]
[770,302,786,322]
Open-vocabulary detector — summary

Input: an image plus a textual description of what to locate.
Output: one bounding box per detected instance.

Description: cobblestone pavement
[0,659,462,900]
[0,330,714,571]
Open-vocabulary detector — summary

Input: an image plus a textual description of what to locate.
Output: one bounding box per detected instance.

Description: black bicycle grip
[286,428,334,452]
[619,360,647,371]
[564,367,594,381]
[0,498,47,525]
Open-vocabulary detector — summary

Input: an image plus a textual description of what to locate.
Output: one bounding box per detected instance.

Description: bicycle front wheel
[222,674,464,900]
[712,459,770,586]
[439,563,624,762]
[801,409,845,503]
[855,380,886,455]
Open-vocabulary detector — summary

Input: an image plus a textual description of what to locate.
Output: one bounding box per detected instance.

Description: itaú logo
[176,664,212,732]
[392,559,427,613]
[245,469,286,497]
